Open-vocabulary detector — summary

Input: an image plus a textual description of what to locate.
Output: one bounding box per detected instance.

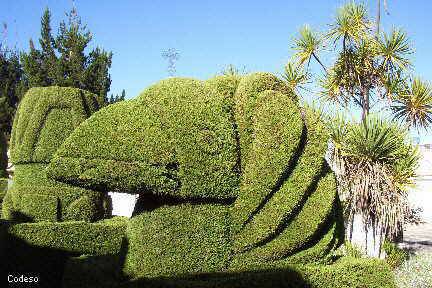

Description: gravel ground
[394,251,432,288]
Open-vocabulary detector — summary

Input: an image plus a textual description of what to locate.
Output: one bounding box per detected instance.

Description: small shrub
[10,86,99,164]
[382,240,409,269]
[5,217,127,255]
[2,164,106,222]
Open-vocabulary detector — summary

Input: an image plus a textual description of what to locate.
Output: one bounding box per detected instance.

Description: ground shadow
[116,268,313,288]
[0,220,68,287]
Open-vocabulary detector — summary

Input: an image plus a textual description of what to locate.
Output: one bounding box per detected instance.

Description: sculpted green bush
[0,178,7,212]
[1,74,394,287]
[48,78,240,199]
[123,204,231,278]
[2,86,107,222]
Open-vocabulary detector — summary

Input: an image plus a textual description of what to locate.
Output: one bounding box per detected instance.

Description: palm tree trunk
[361,87,370,121]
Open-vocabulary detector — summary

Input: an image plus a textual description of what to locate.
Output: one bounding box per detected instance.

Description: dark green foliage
[21,7,112,105]
[0,178,7,211]
[108,89,127,104]
[5,217,127,255]
[0,132,7,178]
[63,254,124,288]
[3,86,104,222]
[0,48,26,135]
[9,73,393,286]
[10,86,99,164]
[231,107,340,265]
[65,195,99,222]
[233,72,293,171]
[0,218,127,287]
[48,78,239,199]
[106,257,395,288]
[0,47,26,177]
[123,204,231,278]
[230,90,303,234]
[2,164,105,222]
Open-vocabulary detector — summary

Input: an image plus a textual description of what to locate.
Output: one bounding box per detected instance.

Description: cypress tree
[21,7,112,106]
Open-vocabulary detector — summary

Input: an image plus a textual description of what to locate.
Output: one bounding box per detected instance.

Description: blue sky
[1,0,432,141]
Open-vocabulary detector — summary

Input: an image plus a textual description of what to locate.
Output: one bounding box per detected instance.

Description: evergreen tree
[107,89,126,104]
[0,47,26,177]
[21,7,112,106]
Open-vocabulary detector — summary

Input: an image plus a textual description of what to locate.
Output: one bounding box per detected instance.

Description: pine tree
[107,89,126,105]
[21,7,112,106]
[0,47,26,177]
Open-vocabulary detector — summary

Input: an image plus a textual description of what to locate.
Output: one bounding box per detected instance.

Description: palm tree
[287,2,427,255]
[290,2,414,122]
[327,115,418,251]
[392,78,432,129]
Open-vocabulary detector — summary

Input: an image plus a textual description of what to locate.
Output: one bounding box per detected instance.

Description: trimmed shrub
[0,218,127,287]
[10,86,99,164]
[113,257,395,288]
[230,90,303,234]
[5,217,127,255]
[3,87,106,222]
[0,178,7,211]
[233,73,293,171]
[24,73,391,286]
[3,164,106,222]
[230,173,340,268]
[48,78,239,199]
[123,204,231,278]
[382,240,409,269]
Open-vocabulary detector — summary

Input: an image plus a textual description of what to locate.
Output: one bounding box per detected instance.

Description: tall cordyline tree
[284,2,429,253]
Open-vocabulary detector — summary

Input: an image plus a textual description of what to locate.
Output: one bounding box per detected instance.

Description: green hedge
[3,86,106,222]
[10,86,99,164]
[5,217,127,255]
[123,203,231,278]
[4,74,393,286]
[0,178,7,213]
[230,107,342,264]
[0,218,127,287]
[230,89,303,234]
[2,164,106,222]
[48,78,239,199]
[110,257,395,288]
[230,174,341,268]
[233,73,293,172]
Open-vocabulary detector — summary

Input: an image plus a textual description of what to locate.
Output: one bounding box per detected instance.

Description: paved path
[399,223,432,253]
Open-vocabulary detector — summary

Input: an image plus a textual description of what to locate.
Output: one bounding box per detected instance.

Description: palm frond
[391,78,432,129]
[282,62,309,91]
[327,2,370,44]
[292,25,321,66]
[378,28,412,71]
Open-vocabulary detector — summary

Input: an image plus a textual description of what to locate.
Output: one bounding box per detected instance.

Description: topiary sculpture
[0,74,396,287]
[2,86,108,222]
